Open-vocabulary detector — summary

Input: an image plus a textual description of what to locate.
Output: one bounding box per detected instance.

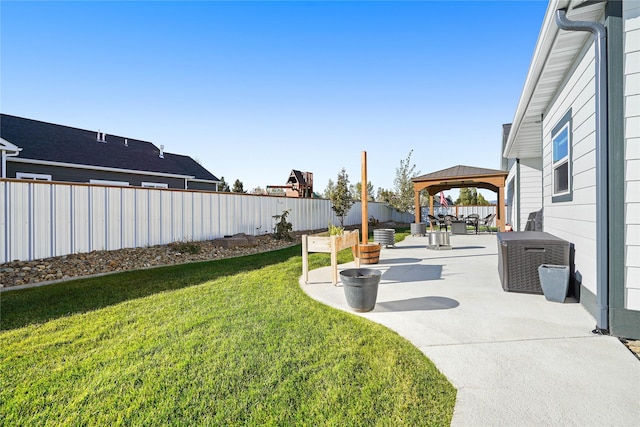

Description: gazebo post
[414,190,421,223]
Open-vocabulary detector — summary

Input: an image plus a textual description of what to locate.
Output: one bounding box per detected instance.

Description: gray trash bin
[537,264,569,303]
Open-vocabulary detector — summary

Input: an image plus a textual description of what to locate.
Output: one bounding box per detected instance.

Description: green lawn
[1,228,455,426]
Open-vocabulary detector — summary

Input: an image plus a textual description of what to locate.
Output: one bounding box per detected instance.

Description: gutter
[555,8,609,333]
[0,138,22,179]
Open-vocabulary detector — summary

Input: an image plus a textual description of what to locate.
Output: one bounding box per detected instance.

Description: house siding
[518,157,543,231]
[624,1,640,311]
[542,40,598,297]
[7,162,186,189]
[506,165,517,229]
[186,180,218,192]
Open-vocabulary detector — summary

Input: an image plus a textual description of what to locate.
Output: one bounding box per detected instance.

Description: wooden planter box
[302,230,360,285]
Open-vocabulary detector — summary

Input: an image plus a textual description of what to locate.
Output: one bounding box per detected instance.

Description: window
[16,172,52,181]
[89,179,129,187]
[141,182,169,189]
[551,109,572,202]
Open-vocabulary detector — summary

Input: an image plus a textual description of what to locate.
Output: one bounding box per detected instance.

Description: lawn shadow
[0,245,301,331]
[376,296,459,312]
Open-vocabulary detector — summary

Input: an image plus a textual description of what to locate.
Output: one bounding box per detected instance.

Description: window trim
[16,172,52,181]
[551,109,573,203]
[141,181,169,189]
[89,179,130,187]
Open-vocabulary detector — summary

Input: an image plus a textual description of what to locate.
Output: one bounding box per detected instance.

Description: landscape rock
[0,231,317,288]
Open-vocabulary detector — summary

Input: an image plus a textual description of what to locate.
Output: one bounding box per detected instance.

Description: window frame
[141,182,169,189]
[89,179,130,187]
[551,109,573,203]
[16,172,52,181]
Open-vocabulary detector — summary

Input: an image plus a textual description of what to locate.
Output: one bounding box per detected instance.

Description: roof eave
[0,137,22,155]
[504,0,568,160]
[504,0,608,160]
[8,157,195,180]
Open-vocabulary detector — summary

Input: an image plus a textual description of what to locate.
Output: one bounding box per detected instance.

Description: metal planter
[340,268,381,312]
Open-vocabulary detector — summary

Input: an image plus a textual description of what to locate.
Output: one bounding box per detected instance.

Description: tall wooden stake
[362,151,368,245]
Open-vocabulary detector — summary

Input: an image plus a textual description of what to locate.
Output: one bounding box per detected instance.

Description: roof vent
[96,131,106,143]
[124,138,128,147]
[159,145,165,159]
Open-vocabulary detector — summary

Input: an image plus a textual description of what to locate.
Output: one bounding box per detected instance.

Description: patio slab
[301,234,640,426]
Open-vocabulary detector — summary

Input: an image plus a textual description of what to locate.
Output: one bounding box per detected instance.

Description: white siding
[624,1,640,310]
[0,180,413,263]
[519,157,543,230]
[503,158,542,231]
[542,42,598,296]
[506,164,517,229]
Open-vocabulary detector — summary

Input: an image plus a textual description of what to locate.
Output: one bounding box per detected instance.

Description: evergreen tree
[231,179,246,193]
[376,188,395,204]
[323,179,336,199]
[351,181,375,201]
[455,187,489,205]
[218,176,230,192]
[328,168,354,227]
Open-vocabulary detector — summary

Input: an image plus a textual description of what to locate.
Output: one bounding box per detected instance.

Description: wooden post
[361,151,368,245]
[302,235,309,283]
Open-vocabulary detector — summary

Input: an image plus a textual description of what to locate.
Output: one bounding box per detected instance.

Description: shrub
[328,222,344,236]
[273,209,293,240]
[169,241,201,254]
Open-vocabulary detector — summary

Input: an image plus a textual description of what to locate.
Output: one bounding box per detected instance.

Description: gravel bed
[0,231,312,289]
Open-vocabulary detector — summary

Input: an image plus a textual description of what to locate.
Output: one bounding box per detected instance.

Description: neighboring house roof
[288,169,307,185]
[413,165,507,181]
[0,114,219,182]
[503,0,607,159]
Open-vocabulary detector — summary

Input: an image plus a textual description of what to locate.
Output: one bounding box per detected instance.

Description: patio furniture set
[426,213,496,235]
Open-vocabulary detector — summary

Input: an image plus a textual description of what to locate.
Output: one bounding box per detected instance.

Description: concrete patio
[300,233,640,426]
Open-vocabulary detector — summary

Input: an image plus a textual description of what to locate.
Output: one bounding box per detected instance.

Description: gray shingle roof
[0,114,219,182]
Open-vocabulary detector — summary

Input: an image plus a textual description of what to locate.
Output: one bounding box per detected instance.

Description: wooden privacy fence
[0,179,413,263]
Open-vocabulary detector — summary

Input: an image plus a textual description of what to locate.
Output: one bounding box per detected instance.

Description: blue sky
[1,0,548,198]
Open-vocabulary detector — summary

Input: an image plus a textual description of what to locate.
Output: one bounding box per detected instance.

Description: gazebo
[412,165,508,232]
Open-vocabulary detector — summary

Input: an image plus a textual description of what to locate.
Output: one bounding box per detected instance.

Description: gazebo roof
[413,165,507,182]
[411,164,508,232]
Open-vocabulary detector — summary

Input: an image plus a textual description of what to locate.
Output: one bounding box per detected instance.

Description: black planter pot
[339,268,381,312]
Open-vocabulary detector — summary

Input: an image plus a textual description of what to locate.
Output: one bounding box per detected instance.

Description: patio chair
[524,208,544,231]
[479,213,496,234]
[441,214,455,231]
[427,214,440,231]
[465,213,480,234]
